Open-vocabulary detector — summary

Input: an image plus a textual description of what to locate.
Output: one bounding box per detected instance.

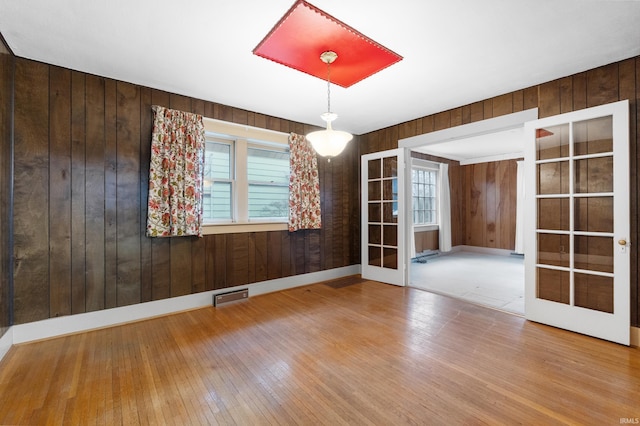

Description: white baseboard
[0,327,13,361]
[11,265,361,345]
[450,245,515,257]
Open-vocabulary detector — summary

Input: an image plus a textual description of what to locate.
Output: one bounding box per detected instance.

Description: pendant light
[306,51,353,158]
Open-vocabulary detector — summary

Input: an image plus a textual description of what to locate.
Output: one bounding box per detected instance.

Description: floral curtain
[147,105,205,237]
[288,133,322,232]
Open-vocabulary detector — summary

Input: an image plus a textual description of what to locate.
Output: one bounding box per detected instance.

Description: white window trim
[202,118,290,234]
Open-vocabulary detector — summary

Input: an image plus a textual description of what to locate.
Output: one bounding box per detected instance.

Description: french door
[524,100,630,345]
[361,149,407,286]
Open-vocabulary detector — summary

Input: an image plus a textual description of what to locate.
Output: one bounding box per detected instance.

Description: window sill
[202,221,288,235]
[413,224,439,232]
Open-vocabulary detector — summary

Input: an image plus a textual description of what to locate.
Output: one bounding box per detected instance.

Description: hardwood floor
[1,278,639,425]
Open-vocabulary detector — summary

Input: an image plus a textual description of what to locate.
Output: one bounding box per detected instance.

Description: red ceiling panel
[253,0,402,88]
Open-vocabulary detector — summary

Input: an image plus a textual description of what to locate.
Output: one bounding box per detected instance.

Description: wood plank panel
[323,159,335,269]
[116,81,142,306]
[191,237,206,294]
[467,163,486,247]
[48,66,72,318]
[70,71,87,314]
[204,235,215,291]
[13,58,50,323]
[523,86,538,111]
[414,230,438,252]
[139,87,153,303]
[559,76,573,113]
[0,40,12,334]
[538,79,561,118]
[485,162,497,248]
[228,233,249,287]
[586,62,619,107]
[213,234,227,290]
[513,90,524,112]
[281,231,292,278]
[293,231,306,275]
[84,74,106,312]
[170,238,192,297]
[104,78,118,309]
[505,160,518,250]
[247,233,256,284]
[254,232,268,283]
[572,72,587,111]
[308,230,321,273]
[434,111,451,131]
[492,93,513,117]
[267,231,282,280]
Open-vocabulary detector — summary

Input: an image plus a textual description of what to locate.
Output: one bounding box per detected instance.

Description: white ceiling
[1,0,639,142]
[414,128,525,165]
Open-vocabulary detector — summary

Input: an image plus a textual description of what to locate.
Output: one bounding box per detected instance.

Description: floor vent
[213,289,248,306]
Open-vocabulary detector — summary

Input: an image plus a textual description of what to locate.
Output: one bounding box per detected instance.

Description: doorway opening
[399,109,537,315]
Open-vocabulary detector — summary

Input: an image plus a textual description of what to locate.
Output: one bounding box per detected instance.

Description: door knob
[618,239,627,246]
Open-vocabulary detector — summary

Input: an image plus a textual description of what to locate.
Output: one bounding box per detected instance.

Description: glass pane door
[361,149,406,286]
[524,100,630,345]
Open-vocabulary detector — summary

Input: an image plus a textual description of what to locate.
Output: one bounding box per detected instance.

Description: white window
[247,143,290,219]
[412,165,438,226]
[201,118,291,234]
[203,137,234,220]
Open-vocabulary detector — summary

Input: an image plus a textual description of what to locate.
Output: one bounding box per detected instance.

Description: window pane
[247,147,289,184]
[412,167,440,226]
[249,184,289,218]
[203,181,232,220]
[247,146,290,219]
[205,141,231,179]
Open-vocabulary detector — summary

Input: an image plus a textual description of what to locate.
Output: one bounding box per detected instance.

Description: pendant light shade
[307,112,353,157]
[306,51,353,158]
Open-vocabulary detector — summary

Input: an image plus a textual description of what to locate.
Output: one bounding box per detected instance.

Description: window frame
[203,136,235,223]
[411,159,440,230]
[201,118,290,235]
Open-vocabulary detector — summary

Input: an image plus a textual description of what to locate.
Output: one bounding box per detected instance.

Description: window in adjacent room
[412,165,438,226]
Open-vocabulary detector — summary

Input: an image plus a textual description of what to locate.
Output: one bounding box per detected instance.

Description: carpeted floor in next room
[410,250,524,315]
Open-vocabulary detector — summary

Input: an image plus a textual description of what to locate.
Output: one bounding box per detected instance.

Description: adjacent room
[1,1,639,423]
[406,123,527,315]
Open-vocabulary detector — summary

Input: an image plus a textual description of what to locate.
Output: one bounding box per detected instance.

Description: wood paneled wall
[11,58,360,324]
[0,37,12,336]
[361,56,640,327]
[463,159,518,250]
[414,230,438,253]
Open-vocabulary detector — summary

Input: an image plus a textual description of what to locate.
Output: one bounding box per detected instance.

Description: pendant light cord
[326,60,331,113]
